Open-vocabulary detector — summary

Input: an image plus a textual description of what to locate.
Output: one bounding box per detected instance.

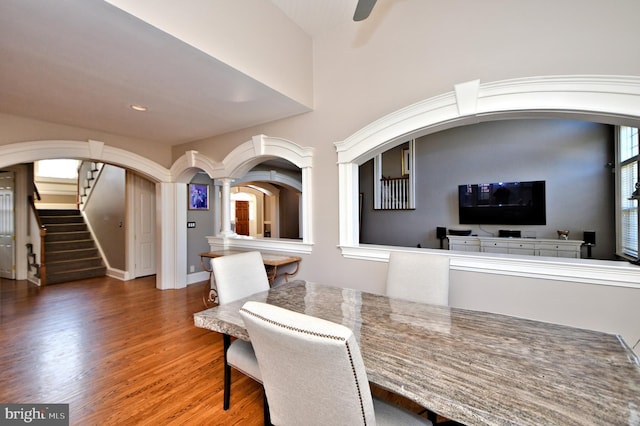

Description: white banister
[380,177,409,209]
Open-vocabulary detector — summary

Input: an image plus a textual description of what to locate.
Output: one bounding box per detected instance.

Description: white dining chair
[385,251,450,306]
[239,301,433,426]
[211,251,270,420]
[385,250,450,423]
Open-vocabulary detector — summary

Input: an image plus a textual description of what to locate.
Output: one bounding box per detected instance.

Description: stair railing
[33,181,41,203]
[28,195,47,285]
[26,243,40,278]
[77,161,104,209]
[379,176,410,209]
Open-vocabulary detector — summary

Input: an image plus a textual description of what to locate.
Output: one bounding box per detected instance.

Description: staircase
[39,209,106,284]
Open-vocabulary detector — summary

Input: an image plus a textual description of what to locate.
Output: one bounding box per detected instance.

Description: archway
[0,139,178,289]
[335,75,640,287]
[172,135,314,256]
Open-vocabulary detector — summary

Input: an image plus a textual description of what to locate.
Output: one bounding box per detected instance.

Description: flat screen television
[458,181,546,225]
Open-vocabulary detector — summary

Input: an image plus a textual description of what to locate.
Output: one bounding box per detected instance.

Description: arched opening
[359,118,616,260]
[335,75,640,287]
[175,135,313,255]
[0,140,172,287]
[231,159,303,240]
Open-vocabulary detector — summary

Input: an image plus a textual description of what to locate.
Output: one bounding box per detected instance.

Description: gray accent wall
[360,119,615,260]
[186,174,215,275]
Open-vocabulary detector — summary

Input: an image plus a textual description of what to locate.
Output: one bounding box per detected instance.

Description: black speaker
[584,231,596,245]
[436,227,447,239]
[448,229,472,236]
[499,229,521,238]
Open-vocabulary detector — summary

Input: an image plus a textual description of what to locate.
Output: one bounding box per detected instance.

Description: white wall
[172,0,640,350]
[105,0,313,107]
[0,1,638,350]
[451,269,640,351]
[177,1,639,278]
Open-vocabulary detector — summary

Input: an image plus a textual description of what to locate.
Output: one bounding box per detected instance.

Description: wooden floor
[0,276,442,425]
[0,276,265,425]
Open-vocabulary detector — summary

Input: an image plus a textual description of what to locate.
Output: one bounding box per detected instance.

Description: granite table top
[193,280,640,426]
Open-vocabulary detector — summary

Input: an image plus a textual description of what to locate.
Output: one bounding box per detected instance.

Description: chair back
[212,251,270,305]
[385,251,450,306]
[239,301,376,426]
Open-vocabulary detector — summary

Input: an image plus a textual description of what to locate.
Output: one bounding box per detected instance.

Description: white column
[211,182,222,235]
[219,178,235,237]
[338,162,359,247]
[301,165,312,244]
[156,181,186,289]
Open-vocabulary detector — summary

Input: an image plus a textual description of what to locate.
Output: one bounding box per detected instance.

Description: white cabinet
[448,237,480,252]
[480,239,536,255]
[535,243,582,258]
[481,239,509,254]
[508,241,536,256]
[447,235,583,258]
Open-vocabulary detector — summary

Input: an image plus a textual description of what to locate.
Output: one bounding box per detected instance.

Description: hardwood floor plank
[0,276,264,425]
[1,276,444,425]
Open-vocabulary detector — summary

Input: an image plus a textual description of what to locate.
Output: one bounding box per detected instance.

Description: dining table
[193,280,640,426]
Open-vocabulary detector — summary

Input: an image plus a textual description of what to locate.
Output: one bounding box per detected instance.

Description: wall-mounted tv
[458,181,546,225]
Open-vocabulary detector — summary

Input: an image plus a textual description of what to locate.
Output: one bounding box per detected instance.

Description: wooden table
[194,280,640,426]
[198,250,302,307]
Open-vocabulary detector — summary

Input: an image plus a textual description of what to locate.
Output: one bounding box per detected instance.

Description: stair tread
[46,239,94,242]
[41,213,81,216]
[46,267,107,284]
[47,256,103,263]
[47,266,107,276]
[45,240,95,249]
[48,267,106,274]
[47,263,105,272]
[48,263,104,272]
[47,247,97,253]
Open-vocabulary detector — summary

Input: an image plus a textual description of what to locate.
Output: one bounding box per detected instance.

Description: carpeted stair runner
[39,209,106,284]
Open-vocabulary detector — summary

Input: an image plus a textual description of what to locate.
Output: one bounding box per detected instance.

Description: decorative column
[219,178,235,237]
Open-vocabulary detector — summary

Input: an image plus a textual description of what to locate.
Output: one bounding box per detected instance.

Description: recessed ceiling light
[130,104,148,112]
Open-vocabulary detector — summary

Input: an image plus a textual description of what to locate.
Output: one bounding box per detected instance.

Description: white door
[0,172,15,279]
[134,174,156,278]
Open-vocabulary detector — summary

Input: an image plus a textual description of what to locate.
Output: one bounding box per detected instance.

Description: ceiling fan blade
[353,0,377,21]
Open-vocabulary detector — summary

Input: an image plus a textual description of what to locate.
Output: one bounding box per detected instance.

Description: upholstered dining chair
[385,250,450,423]
[211,251,270,418]
[239,301,433,426]
[385,251,450,306]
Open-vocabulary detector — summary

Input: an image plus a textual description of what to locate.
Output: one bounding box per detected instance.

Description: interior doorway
[0,171,15,279]
[132,173,156,278]
[235,200,249,236]
[230,191,257,236]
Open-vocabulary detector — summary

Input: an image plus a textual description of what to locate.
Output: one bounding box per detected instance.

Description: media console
[447,235,583,258]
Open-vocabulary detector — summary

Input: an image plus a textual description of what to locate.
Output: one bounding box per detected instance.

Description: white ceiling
[0,0,359,146]
[270,0,359,37]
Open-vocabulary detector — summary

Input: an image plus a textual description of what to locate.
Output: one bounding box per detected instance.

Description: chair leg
[263,387,271,426]
[223,334,231,410]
